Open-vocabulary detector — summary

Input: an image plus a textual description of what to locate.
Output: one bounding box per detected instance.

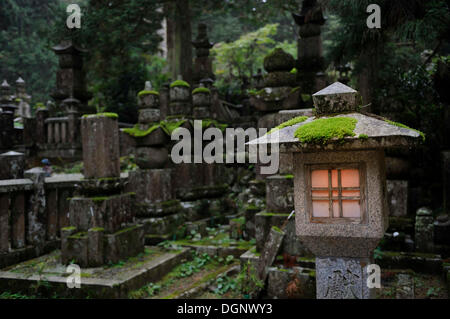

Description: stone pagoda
[192,23,215,85]
[249,82,422,299]
[51,40,93,115]
[124,82,182,243]
[292,0,327,94]
[61,113,144,267]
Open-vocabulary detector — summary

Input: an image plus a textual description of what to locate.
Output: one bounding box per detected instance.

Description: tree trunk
[166,0,193,84]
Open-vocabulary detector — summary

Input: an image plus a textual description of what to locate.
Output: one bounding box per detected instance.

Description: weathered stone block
[88,228,104,267]
[266,175,294,213]
[139,108,160,124]
[135,146,168,169]
[129,169,173,205]
[387,180,408,217]
[141,212,186,236]
[315,257,374,299]
[312,82,359,115]
[168,102,192,116]
[193,106,211,119]
[69,193,135,233]
[0,194,10,253]
[415,207,434,253]
[266,267,316,299]
[0,151,25,180]
[11,192,25,249]
[81,115,120,179]
[104,225,144,264]
[61,226,77,264]
[66,231,89,266]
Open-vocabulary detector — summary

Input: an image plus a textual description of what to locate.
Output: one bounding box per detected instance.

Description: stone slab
[0,247,190,298]
[315,257,374,299]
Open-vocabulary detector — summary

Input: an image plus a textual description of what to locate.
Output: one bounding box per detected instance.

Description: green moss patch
[358,134,369,140]
[170,80,190,88]
[192,87,211,94]
[82,112,119,119]
[160,119,187,135]
[294,117,357,144]
[271,226,284,234]
[123,124,160,137]
[138,90,159,97]
[385,120,425,141]
[200,119,228,132]
[267,116,308,135]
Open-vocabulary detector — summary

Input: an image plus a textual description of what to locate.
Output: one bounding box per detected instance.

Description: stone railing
[0,174,81,268]
[45,117,70,145]
[0,173,129,268]
[34,109,82,159]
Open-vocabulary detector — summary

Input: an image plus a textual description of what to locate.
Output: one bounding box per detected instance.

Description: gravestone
[61,113,144,267]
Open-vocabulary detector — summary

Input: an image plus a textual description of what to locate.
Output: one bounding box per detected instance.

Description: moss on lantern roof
[123,124,160,137]
[267,116,308,135]
[294,117,357,144]
[170,80,191,88]
[138,90,159,97]
[82,112,119,119]
[358,134,369,140]
[385,120,425,142]
[192,87,211,94]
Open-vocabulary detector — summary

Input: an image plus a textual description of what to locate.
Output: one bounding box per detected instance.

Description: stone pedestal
[415,207,434,253]
[316,257,375,299]
[81,115,120,179]
[61,114,144,268]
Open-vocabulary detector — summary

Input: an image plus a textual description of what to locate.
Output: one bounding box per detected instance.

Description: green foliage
[50,0,165,124]
[177,252,211,278]
[267,116,308,135]
[214,275,238,295]
[0,0,60,105]
[237,261,264,296]
[0,292,34,299]
[294,117,357,144]
[212,23,296,97]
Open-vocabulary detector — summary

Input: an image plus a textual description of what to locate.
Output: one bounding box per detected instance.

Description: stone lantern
[248,82,422,299]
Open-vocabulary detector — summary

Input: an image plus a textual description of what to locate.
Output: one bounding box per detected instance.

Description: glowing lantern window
[309,165,365,222]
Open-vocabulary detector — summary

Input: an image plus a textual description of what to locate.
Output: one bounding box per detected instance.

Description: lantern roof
[248,82,423,152]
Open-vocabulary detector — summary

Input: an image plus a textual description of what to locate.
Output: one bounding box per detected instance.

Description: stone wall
[0,173,129,268]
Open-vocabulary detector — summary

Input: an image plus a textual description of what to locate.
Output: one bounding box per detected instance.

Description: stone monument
[248,82,422,299]
[61,113,144,267]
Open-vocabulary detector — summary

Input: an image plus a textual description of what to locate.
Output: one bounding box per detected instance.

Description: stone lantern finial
[312,82,359,115]
[144,81,153,91]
